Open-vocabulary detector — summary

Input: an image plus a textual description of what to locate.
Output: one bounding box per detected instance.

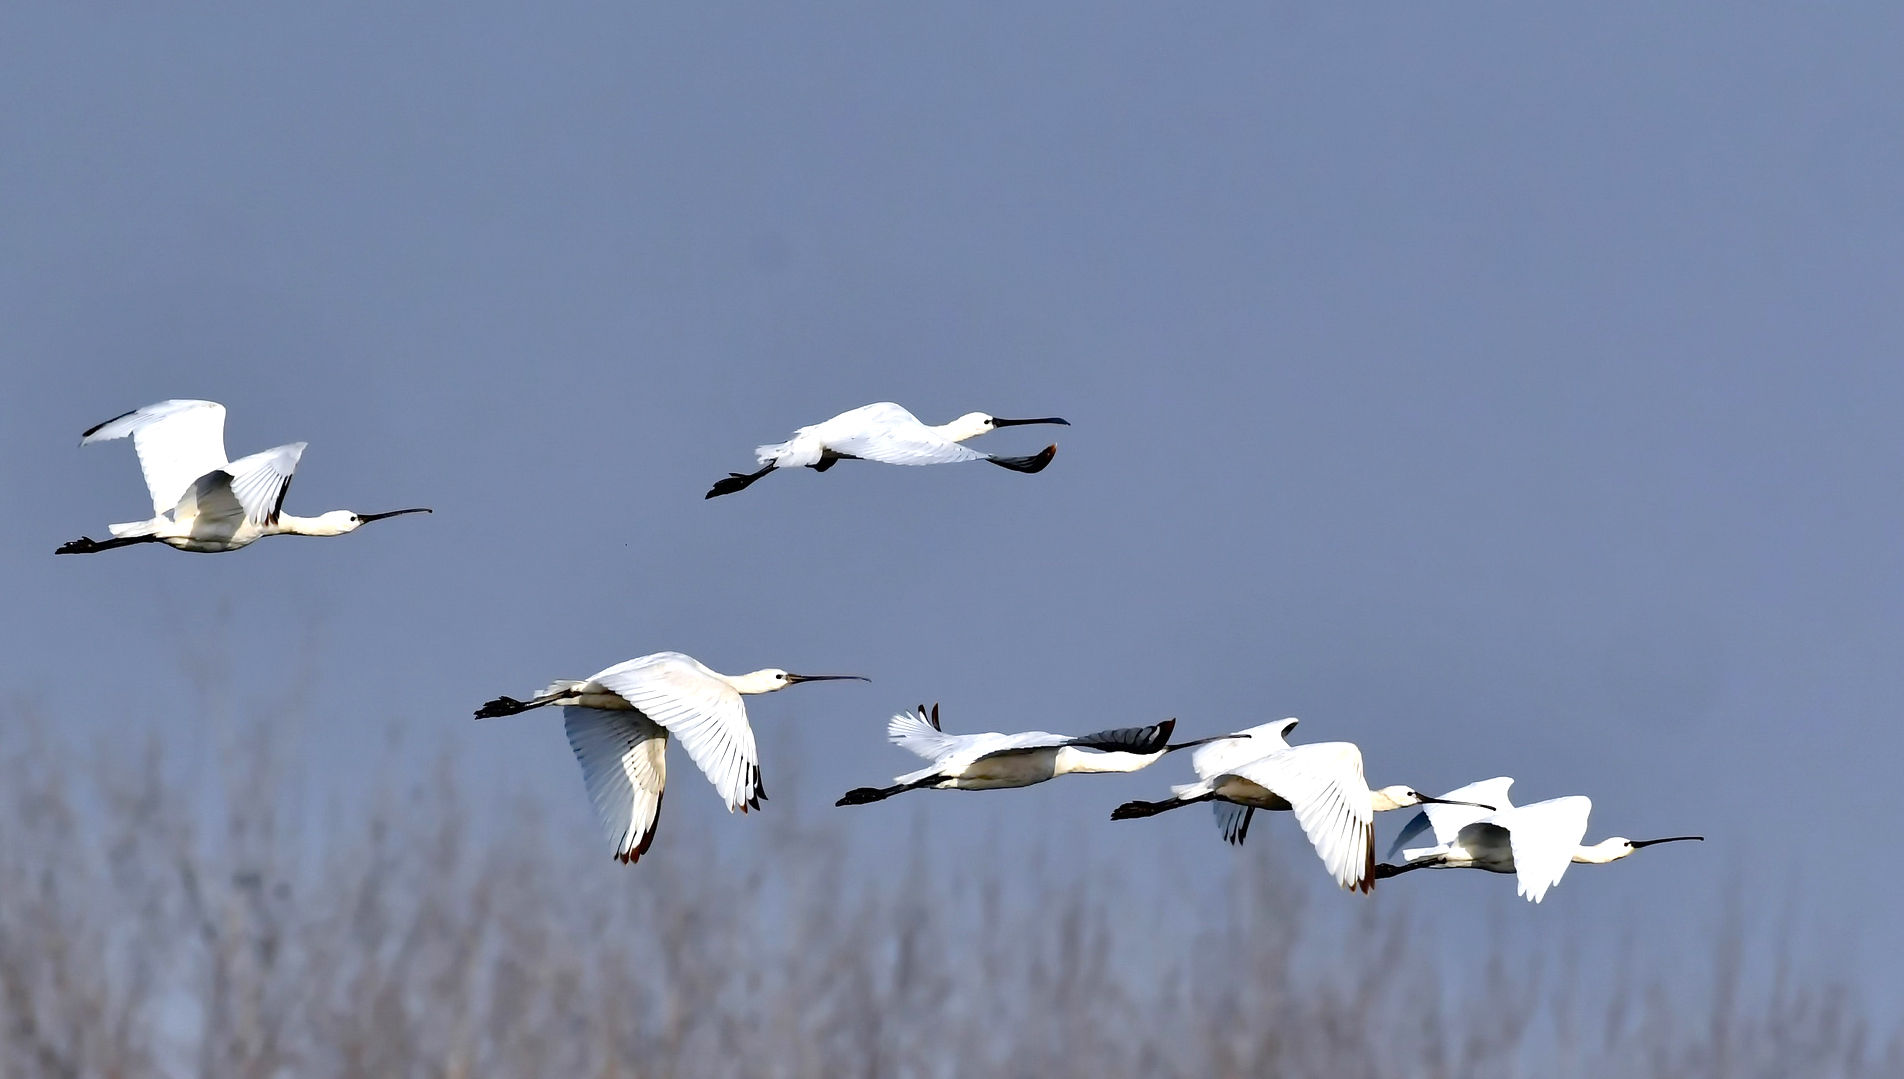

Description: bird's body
[57,399,429,554]
[1111,720,1492,893]
[1376,791,1703,902]
[475,651,865,863]
[706,402,1070,498]
[835,704,1193,805]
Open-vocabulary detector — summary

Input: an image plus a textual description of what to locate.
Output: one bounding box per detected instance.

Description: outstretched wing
[823,403,984,466]
[82,400,229,516]
[592,652,762,813]
[1189,718,1299,780]
[1387,776,1515,860]
[1499,796,1593,903]
[171,471,245,528]
[1064,718,1175,754]
[1213,802,1254,845]
[563,707,668,864]
[224,443,305,526]
[1233,742,1376,893]
[888,704,961,761]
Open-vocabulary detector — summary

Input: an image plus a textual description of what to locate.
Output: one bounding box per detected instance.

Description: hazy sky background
[4,6,1901,1000]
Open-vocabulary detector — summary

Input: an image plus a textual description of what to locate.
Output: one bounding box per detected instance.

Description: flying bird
[474,651,867,864]
[835,703,1210,806]
[705,402,1070,498]
[1375,791,1703,902]
[56,399,430,554]
[1383,776,1518,862]
[1110,721,1493,893]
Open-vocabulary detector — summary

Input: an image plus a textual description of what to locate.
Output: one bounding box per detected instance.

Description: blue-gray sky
[4,5,1901,995]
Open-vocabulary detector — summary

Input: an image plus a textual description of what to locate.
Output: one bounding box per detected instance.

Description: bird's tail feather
[107,519,161,538]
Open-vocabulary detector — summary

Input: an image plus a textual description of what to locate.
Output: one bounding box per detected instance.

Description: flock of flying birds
[59,398,1701,900]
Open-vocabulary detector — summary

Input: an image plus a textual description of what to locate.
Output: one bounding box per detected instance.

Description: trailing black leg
[705,464,775,499]
[55,534,157,555]
[1110,792,1210,820]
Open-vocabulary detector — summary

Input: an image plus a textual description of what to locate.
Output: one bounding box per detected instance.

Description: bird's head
[292,507,432,537]
[1590,835,1705,862]
[1374,786,1498,812]
[731,669,871,695]
[944,412,1071,442]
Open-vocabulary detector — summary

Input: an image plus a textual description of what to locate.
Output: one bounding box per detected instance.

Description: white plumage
[706,402,1070,497]
[1377,787,1703,902]
[1112,721,1494,893]
[58,399,429,554]
[836,703,1189,806]
[475,651,866,864]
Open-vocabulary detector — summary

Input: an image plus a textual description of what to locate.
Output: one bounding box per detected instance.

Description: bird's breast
[1213,775,1292,811]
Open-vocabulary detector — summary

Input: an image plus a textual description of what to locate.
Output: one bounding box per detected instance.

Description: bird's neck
[1571,839,1632,865]
[722,670,785,695]
[1368,787,1411,813]
[1054,747,1163,775]
[274,514,334,537]
[932,416,989,443]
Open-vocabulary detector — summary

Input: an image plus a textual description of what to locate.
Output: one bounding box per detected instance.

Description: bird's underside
[705,445,1058,498]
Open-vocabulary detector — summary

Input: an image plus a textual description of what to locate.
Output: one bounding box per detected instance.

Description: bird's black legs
[1373,859,1438,880]
[1109,792,1211,820]
[835,776,939,807]
[473,690,569,719]
[985,444,1059,474]
[705,464,775,499]
[55,534,157,555]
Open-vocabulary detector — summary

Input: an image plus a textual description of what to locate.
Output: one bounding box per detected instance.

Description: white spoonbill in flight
[834,703,1214,806]
[1375,790,1703,902]
[474,651,867,864]
[705,402,1070,498]
[1110,720,1494,893]
[1383,776,1518,862]
[56,399,430,554]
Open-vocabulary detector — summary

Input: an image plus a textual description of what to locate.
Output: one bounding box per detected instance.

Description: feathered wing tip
[733,762,767,814]
[888,704,956,760]
[985,444,1058,473]
[1214,803,1253,845]
[615,791,665,865]
[1354,821,1376,894]
[1067,718,1176,754]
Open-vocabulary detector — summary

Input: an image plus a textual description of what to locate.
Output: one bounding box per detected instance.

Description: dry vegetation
[0,704,1892,1079]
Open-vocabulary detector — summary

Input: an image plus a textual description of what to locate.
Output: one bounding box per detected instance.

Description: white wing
[1189,718,1299,780]
[81,400,229,516]
[1232,742,1375,892]
[888,706,961,761]
[224,443,305,526]
[822,402,983,466]
[1386,776,1515,860]
[1499,796,1593,903]
[591,653,762,813]
[171,471,246,528]
[1212,802,1254,845]
[563,707,668,864]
